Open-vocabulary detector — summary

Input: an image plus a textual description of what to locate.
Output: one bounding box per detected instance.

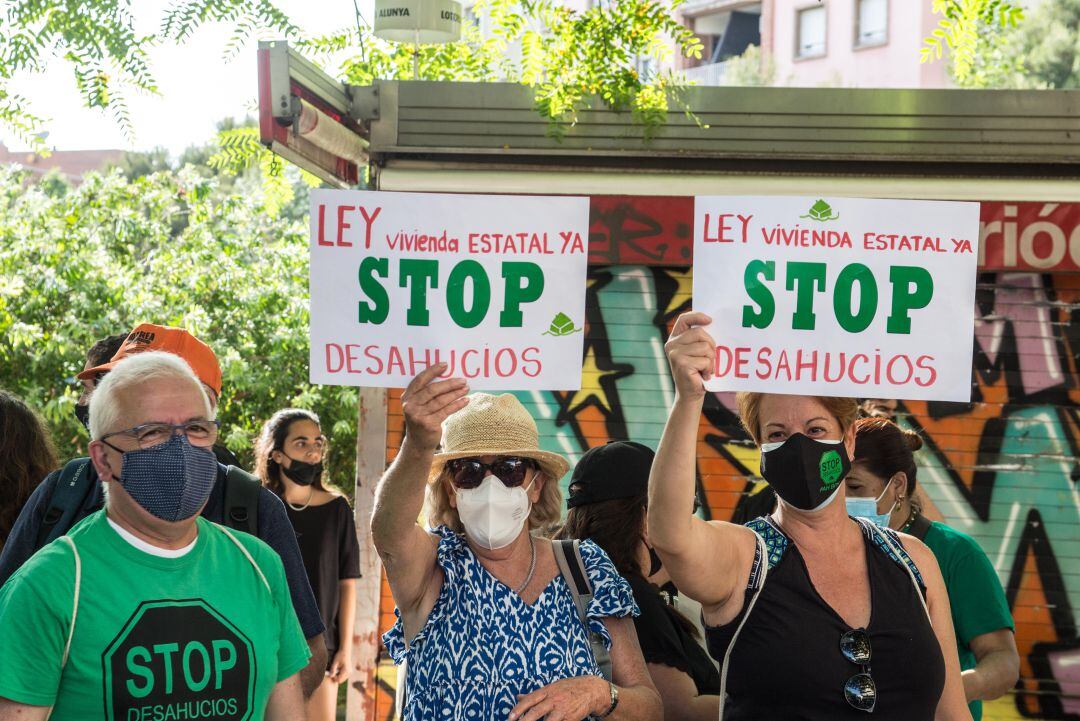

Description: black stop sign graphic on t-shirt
[103,600,255,721]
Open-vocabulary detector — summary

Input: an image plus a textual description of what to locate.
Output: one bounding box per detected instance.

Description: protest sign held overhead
[309,190,589,390]
[693,196,980,402]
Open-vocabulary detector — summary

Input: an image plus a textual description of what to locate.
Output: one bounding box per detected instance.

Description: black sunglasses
[841,628,876,713]
[446,457,537,490]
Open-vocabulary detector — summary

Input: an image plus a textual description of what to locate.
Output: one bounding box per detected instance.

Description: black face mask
[759,433,851,512]
[281,457,322,486]
[647,545,663,576]
[74,403,90,431]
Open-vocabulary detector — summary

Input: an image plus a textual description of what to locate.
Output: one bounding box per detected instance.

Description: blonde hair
[425,465,563,533]
[736,392,860,446]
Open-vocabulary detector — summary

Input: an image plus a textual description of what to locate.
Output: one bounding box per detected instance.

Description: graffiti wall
[361,199,1080,721]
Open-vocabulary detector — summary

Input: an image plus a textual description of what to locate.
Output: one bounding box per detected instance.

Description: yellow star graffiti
[722,441,762,478]
[662,268,694,318]
[565,344,630,414]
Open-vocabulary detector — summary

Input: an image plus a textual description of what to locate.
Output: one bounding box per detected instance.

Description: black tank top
[705,518,945,721]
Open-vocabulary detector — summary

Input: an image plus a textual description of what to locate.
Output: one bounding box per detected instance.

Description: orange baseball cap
[77,323,222,397]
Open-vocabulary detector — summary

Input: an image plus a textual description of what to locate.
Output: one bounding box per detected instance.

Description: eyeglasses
[447,457,537,490]
[101,420,221,452]
[841,628,876,713]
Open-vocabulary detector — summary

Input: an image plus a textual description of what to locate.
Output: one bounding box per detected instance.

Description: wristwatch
[594,682,619,719]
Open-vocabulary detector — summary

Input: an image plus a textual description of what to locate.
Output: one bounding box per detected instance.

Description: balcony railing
[683,61,729,86]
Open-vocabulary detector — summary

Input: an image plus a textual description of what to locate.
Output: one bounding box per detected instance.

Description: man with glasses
[0,352,310,721]
[0,324,328,698]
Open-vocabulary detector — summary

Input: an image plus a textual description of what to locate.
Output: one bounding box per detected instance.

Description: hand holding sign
[401,364,470,451]
[664,311,716,401]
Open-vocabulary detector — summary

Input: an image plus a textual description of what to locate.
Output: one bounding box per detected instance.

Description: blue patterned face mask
[117,434,218,522]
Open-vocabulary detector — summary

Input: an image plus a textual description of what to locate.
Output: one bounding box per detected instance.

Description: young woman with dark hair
[0,391,59,547]
[255,408,360,721]
[558,441,720,721]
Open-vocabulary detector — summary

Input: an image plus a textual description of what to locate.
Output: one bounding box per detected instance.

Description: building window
[796,6,826,59]
[856,0,887,47]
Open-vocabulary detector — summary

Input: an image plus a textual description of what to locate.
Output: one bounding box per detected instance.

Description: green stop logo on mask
[819,450,843,492]
[103,600,255,721]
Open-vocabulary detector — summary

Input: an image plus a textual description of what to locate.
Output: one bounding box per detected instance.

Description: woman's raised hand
[664,311,716,402]
[401,363,469,451]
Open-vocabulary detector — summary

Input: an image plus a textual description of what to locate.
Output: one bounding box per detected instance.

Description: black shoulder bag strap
[222,466,261,535]
[37,458,95,549]
[552,539,612,681]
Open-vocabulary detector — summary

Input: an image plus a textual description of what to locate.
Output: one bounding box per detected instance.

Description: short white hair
[89,351,213,440]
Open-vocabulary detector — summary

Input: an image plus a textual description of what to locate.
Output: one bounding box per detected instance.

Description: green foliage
[0,1,300,147]
[0,0,162,144]
[921,0,1024,83]
[318,0,703,136]
[0,164,358,494]
[208,126,323,217]
[160,0,301,59]
[2,0,702,148]
[722,44,775,88]
[961,0,1080,89]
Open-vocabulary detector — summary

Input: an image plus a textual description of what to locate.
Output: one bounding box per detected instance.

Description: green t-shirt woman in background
[845,417,1020,721]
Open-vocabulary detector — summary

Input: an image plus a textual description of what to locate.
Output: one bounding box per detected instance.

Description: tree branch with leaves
[922,0,1024,84]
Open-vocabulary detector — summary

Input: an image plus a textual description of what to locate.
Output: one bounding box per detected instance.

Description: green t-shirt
[0,511,311,720]
[922,520,1014,721]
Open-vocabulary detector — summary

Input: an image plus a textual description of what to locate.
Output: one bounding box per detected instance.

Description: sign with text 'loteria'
[693,196,980,402]
[309,190,589,390]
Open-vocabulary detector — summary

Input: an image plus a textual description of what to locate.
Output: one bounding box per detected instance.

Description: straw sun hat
[430,393,570,481]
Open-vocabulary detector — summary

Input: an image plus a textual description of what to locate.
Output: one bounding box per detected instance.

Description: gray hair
[89,351,213,440]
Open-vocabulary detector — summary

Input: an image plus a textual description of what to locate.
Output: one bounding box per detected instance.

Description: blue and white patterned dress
[383,526,639,721]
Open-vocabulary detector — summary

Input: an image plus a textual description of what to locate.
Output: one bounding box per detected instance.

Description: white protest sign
[309,190,589,390]
[692,196,979,402]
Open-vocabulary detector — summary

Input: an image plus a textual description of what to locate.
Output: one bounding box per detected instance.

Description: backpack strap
[43,536,81,721]
[718,527,770,719]
[37,459,95,550]
[218,525,272,593]
[222,466,260,535]
[744,516,790,576]
[552,539,612,681]
[56,536,81,669]
[857,518,930,621]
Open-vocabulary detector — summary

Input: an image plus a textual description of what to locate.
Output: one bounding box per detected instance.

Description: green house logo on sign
[800,199,840,222]
[542,312,583,337]
[819,449,843,491]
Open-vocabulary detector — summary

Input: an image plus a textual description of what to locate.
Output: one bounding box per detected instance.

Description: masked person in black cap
[557,441,720,721]
[255,408,361,721]
[647,311,972,721]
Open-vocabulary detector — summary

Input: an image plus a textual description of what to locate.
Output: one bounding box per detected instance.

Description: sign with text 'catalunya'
[310,190,589,390]
[693,196,980,402]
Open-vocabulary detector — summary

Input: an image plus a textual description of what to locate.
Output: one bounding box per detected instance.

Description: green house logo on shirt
[819,450,843,491]
[103,599,255,721]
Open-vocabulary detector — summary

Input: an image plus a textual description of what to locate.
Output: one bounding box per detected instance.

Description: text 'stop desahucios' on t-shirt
[0,511,311,721]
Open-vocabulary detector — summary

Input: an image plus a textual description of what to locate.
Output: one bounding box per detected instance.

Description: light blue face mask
[845,483,894,527]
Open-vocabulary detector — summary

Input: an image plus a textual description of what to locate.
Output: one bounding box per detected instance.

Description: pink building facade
[680,0,951,88]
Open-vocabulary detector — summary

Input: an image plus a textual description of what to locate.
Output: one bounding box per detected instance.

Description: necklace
[513,536,537,595]
[288,486,314,512]
[900,507,919,533]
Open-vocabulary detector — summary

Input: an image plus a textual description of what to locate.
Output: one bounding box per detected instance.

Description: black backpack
[36,458,261,549]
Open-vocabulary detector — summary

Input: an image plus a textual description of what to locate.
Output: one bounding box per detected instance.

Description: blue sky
[2,0,364,157]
